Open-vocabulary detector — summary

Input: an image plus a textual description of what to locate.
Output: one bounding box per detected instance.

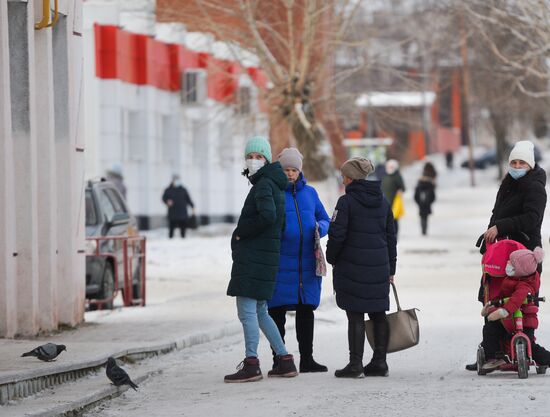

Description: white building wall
[0,0,17,338]
[83,1,269,228]
[0,0,84,337]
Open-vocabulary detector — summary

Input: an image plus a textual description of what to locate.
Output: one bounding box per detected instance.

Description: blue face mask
[509,167,528,180]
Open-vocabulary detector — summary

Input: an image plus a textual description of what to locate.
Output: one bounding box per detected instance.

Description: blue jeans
[236,296,288,358]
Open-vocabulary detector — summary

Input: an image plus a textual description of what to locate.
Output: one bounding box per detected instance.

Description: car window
[85,190,98,226]
[98,189,116,221]
[104,189,127,214]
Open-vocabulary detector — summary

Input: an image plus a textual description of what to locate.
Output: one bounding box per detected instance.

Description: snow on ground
[84,149,550,417]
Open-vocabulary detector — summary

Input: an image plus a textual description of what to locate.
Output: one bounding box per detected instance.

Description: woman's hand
[484,226,499,243]
[389,275,395,284]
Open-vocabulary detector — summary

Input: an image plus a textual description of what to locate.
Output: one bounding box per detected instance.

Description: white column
[35,8,58,332]
[0,0,17,338]
[10,0,40,335]
[58,0,85,325]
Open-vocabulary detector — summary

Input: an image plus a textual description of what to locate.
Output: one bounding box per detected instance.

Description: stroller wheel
[536,365,547,375]
[515,339,529,379]
[477,346,487,376]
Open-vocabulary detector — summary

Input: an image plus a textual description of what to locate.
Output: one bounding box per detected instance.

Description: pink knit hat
[509,247,544,277]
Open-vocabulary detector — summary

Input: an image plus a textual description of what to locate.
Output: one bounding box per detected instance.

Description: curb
[27,370,157,417]
[0,322,241,406]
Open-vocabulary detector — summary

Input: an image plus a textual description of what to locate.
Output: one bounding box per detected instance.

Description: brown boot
[267,354,298,378]
[224,357,263,383]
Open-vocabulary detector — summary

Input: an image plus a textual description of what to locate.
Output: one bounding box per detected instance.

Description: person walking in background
[327,157,397,378]
[105,163,127,199]
[162,175,194,239]
[445,151,454,170]
[225,136,298,383]
[382,159,406,237]
[268,148,331,373]
[414,162,437,236]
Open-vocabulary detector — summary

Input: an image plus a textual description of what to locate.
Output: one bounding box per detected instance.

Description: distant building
[84,0,269,229]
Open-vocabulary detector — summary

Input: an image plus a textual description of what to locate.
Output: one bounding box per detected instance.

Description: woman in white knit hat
[465,139,550,371]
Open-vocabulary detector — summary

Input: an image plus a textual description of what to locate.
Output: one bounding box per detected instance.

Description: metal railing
[85,235,146,309]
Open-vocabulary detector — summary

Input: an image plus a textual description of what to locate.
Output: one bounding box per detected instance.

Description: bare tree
[158,0,363,180]
[458,0,549,176]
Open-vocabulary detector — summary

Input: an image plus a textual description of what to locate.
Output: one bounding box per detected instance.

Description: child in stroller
[479,245,544,376]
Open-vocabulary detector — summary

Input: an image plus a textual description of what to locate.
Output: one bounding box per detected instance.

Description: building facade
[1,0,85,337]
[84,0,269,229]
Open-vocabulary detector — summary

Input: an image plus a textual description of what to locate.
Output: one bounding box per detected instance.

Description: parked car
[85,179,142,309]
[461,144,542,169]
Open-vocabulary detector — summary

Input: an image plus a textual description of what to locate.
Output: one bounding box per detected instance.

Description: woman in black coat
[465,140,550,370]
[414,162,437,236]
[327,157,397,378]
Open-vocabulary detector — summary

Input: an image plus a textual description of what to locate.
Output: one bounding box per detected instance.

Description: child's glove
[488,308,508,321]
[480,303,491,317]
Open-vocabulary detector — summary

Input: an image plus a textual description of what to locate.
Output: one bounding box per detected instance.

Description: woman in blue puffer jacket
[268,148,331,373]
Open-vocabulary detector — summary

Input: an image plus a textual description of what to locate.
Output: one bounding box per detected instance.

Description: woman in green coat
[224,136,298,383]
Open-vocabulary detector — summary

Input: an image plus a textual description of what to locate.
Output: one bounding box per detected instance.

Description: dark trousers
[346,311,388,363]
[268,304,316,358]
[169,220,187,238]
[420,215,428,235]
[482,320,535,360]
[346,311,386,324]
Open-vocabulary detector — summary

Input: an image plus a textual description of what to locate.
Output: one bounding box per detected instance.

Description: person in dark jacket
[381,159,406,238]
[267,148,331,373]
[465,140,550,370]
[327,157,397,378]
[224,136,298,383]
[414,162,437,236]
[162,175,194,238]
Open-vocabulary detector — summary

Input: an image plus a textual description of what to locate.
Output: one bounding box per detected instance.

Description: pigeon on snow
[106,357,138,391]
[21,343,67,361]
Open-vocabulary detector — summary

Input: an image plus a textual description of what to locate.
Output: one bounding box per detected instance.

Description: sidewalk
[0,228,242,403]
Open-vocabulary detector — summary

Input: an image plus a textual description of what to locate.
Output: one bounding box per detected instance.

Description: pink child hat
[509,247,544,277]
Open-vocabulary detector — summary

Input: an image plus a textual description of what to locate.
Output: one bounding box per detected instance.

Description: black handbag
[186,215,198,229]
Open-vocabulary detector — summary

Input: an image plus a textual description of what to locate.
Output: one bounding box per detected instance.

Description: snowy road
[84,161,550,417]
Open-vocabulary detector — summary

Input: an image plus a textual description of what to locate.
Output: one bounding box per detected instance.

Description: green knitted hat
[244,136,272,163]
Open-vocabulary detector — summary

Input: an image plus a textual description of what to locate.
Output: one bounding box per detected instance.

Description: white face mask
[246,159,265,175]
[505,264,515,277]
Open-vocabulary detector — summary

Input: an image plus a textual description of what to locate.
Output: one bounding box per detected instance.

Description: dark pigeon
[106,357,138,391]
[21,343,67,362]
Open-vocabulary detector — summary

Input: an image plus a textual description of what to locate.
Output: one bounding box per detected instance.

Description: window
[127,110,147,160]
[98,189,116,221]
[85,190,98,226]
[181,70,206,104]
[104,188,127,214]
[237,86,251,115]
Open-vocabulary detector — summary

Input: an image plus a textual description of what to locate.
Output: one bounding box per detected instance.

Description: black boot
[364,315,389,377]
[296,306,327,373]
[268,354,298,378]
[300,356,328,373]
[465,362,477,371]
[532,343,550,366]
[335,320,364,378]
